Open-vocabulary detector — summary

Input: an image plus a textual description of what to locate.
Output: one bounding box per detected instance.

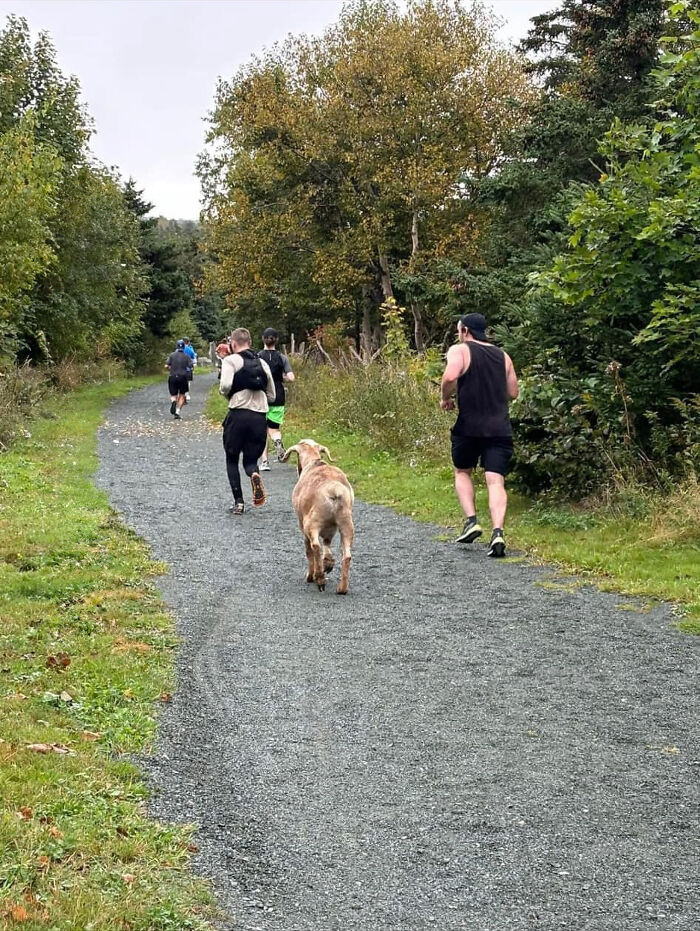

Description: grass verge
[208,385,699,633]
[0,379,213,930]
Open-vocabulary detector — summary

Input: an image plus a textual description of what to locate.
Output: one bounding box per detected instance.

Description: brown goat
[282,439,355,594]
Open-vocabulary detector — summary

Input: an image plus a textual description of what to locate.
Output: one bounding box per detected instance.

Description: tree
[0,116,60,360]
[510,0,700,491]
[0,16,147,364]
[467,0,668,330]
[199,0,532,350]
[28,166,146,360]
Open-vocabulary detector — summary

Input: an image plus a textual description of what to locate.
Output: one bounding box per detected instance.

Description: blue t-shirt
[183,345,196,361]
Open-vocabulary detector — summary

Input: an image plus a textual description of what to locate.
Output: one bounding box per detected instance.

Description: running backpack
[229,351,267,396]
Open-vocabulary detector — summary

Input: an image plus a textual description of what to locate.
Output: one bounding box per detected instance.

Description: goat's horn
[318,445,334,461]
[282,444,300,462]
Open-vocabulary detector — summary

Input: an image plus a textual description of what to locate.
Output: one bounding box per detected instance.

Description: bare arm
[440,345,468,410]
[505,352,519,400]
[282,354,295,382]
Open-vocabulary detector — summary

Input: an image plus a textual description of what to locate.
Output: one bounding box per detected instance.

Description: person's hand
[440,398,455,411]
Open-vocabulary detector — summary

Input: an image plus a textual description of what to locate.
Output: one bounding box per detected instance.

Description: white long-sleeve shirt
[219,352,276,412]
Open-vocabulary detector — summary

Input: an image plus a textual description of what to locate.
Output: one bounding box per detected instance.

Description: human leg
[451,432,483,543]
[484,470,507,558]
[484,471,507,529]
[240,411,268,506]
[454,469,483,543]
[481,439,513,533]
[167,376,179,416]
[225,448,243,502]
[259,426,273,470]
[223,411,245,505]
[454,468,476,518]
[267,407,286,459]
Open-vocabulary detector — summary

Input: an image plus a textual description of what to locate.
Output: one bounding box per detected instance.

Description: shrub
[290,358,448,465]
[0,358,127,452]
[0,364,49,450]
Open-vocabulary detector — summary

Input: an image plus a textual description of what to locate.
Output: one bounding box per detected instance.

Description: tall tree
[467,0,668,328]
[199,0,532,350]
[503,0,700,494]
[0,16,146,363]
[0,116,60,361]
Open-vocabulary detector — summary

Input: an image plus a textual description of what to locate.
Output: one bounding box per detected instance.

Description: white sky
[0,0,556,219]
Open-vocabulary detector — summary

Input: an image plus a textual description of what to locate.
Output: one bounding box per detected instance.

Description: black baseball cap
[262,327,278,339]
[458,313,488,341]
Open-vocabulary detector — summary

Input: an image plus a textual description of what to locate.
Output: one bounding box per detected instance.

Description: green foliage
[380,298,410,361]
[289,357,447,462]
[0,115,61,361]
[0,17,147,366]
[198,0,532,346]
[30,166,147,361]
[518,2,700,490]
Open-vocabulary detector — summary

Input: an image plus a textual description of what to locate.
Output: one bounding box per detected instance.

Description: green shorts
[266,405,285,427]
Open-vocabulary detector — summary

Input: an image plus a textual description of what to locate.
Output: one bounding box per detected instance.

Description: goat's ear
[282,444,300,462]
[318,445,334,461]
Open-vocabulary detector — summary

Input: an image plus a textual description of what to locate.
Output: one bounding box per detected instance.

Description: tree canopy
[199,0,533,351]
[0,16,146,364]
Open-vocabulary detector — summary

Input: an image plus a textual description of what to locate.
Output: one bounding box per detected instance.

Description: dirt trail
[96,375,699,931]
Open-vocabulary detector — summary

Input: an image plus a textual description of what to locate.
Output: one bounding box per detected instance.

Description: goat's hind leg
[323,535,335,575]
[304,536,315,583]
[305,529,326,591]
[336,517,354,595]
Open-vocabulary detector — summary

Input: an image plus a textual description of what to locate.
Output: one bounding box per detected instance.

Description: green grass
[0,379,213,930]
[211,386,700,635]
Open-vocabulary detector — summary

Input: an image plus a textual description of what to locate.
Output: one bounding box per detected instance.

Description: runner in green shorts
[257,328,295,470]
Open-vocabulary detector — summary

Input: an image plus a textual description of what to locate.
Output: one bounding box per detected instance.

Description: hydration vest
[229,349,268,397]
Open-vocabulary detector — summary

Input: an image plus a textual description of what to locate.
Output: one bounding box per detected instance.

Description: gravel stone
[96,375,700,931]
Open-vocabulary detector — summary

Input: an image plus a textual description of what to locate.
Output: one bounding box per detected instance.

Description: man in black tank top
[440,313,519,557]
[257,327,295,470]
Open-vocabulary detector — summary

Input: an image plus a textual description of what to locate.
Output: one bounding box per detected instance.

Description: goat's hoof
[306,574,314,583]
[336,587,348,595]
[317,582,326,592]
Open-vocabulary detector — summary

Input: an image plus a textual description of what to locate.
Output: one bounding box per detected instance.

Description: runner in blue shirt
[182,338,197,401]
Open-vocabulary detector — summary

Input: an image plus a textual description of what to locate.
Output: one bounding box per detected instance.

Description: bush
[290,358,448,465]
[0,364,49,450]
[0,359,127,451]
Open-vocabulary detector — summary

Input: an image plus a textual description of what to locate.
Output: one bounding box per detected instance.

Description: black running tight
[222,408,267,502]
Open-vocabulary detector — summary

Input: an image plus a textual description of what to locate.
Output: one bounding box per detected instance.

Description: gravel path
[96,375,699,931]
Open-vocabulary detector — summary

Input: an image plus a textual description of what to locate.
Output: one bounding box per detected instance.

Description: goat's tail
[324,481,353,508]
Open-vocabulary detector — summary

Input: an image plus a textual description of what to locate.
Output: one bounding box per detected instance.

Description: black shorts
[451,433,513,475]
[168,374,189,396]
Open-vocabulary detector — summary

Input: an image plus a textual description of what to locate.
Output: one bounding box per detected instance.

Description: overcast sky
[0,0,556,219]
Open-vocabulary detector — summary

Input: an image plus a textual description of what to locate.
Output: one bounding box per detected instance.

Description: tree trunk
[410,301,425,354]
[409,208,425,353]
[377,246,394,300]
[411,208,419,256]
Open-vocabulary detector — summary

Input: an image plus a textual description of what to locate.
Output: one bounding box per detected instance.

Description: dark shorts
[168,374,189,396]
[451,433,513,475]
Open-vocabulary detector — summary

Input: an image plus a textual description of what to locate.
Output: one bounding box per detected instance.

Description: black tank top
[258,349,285,406]
[454,342,511,437]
